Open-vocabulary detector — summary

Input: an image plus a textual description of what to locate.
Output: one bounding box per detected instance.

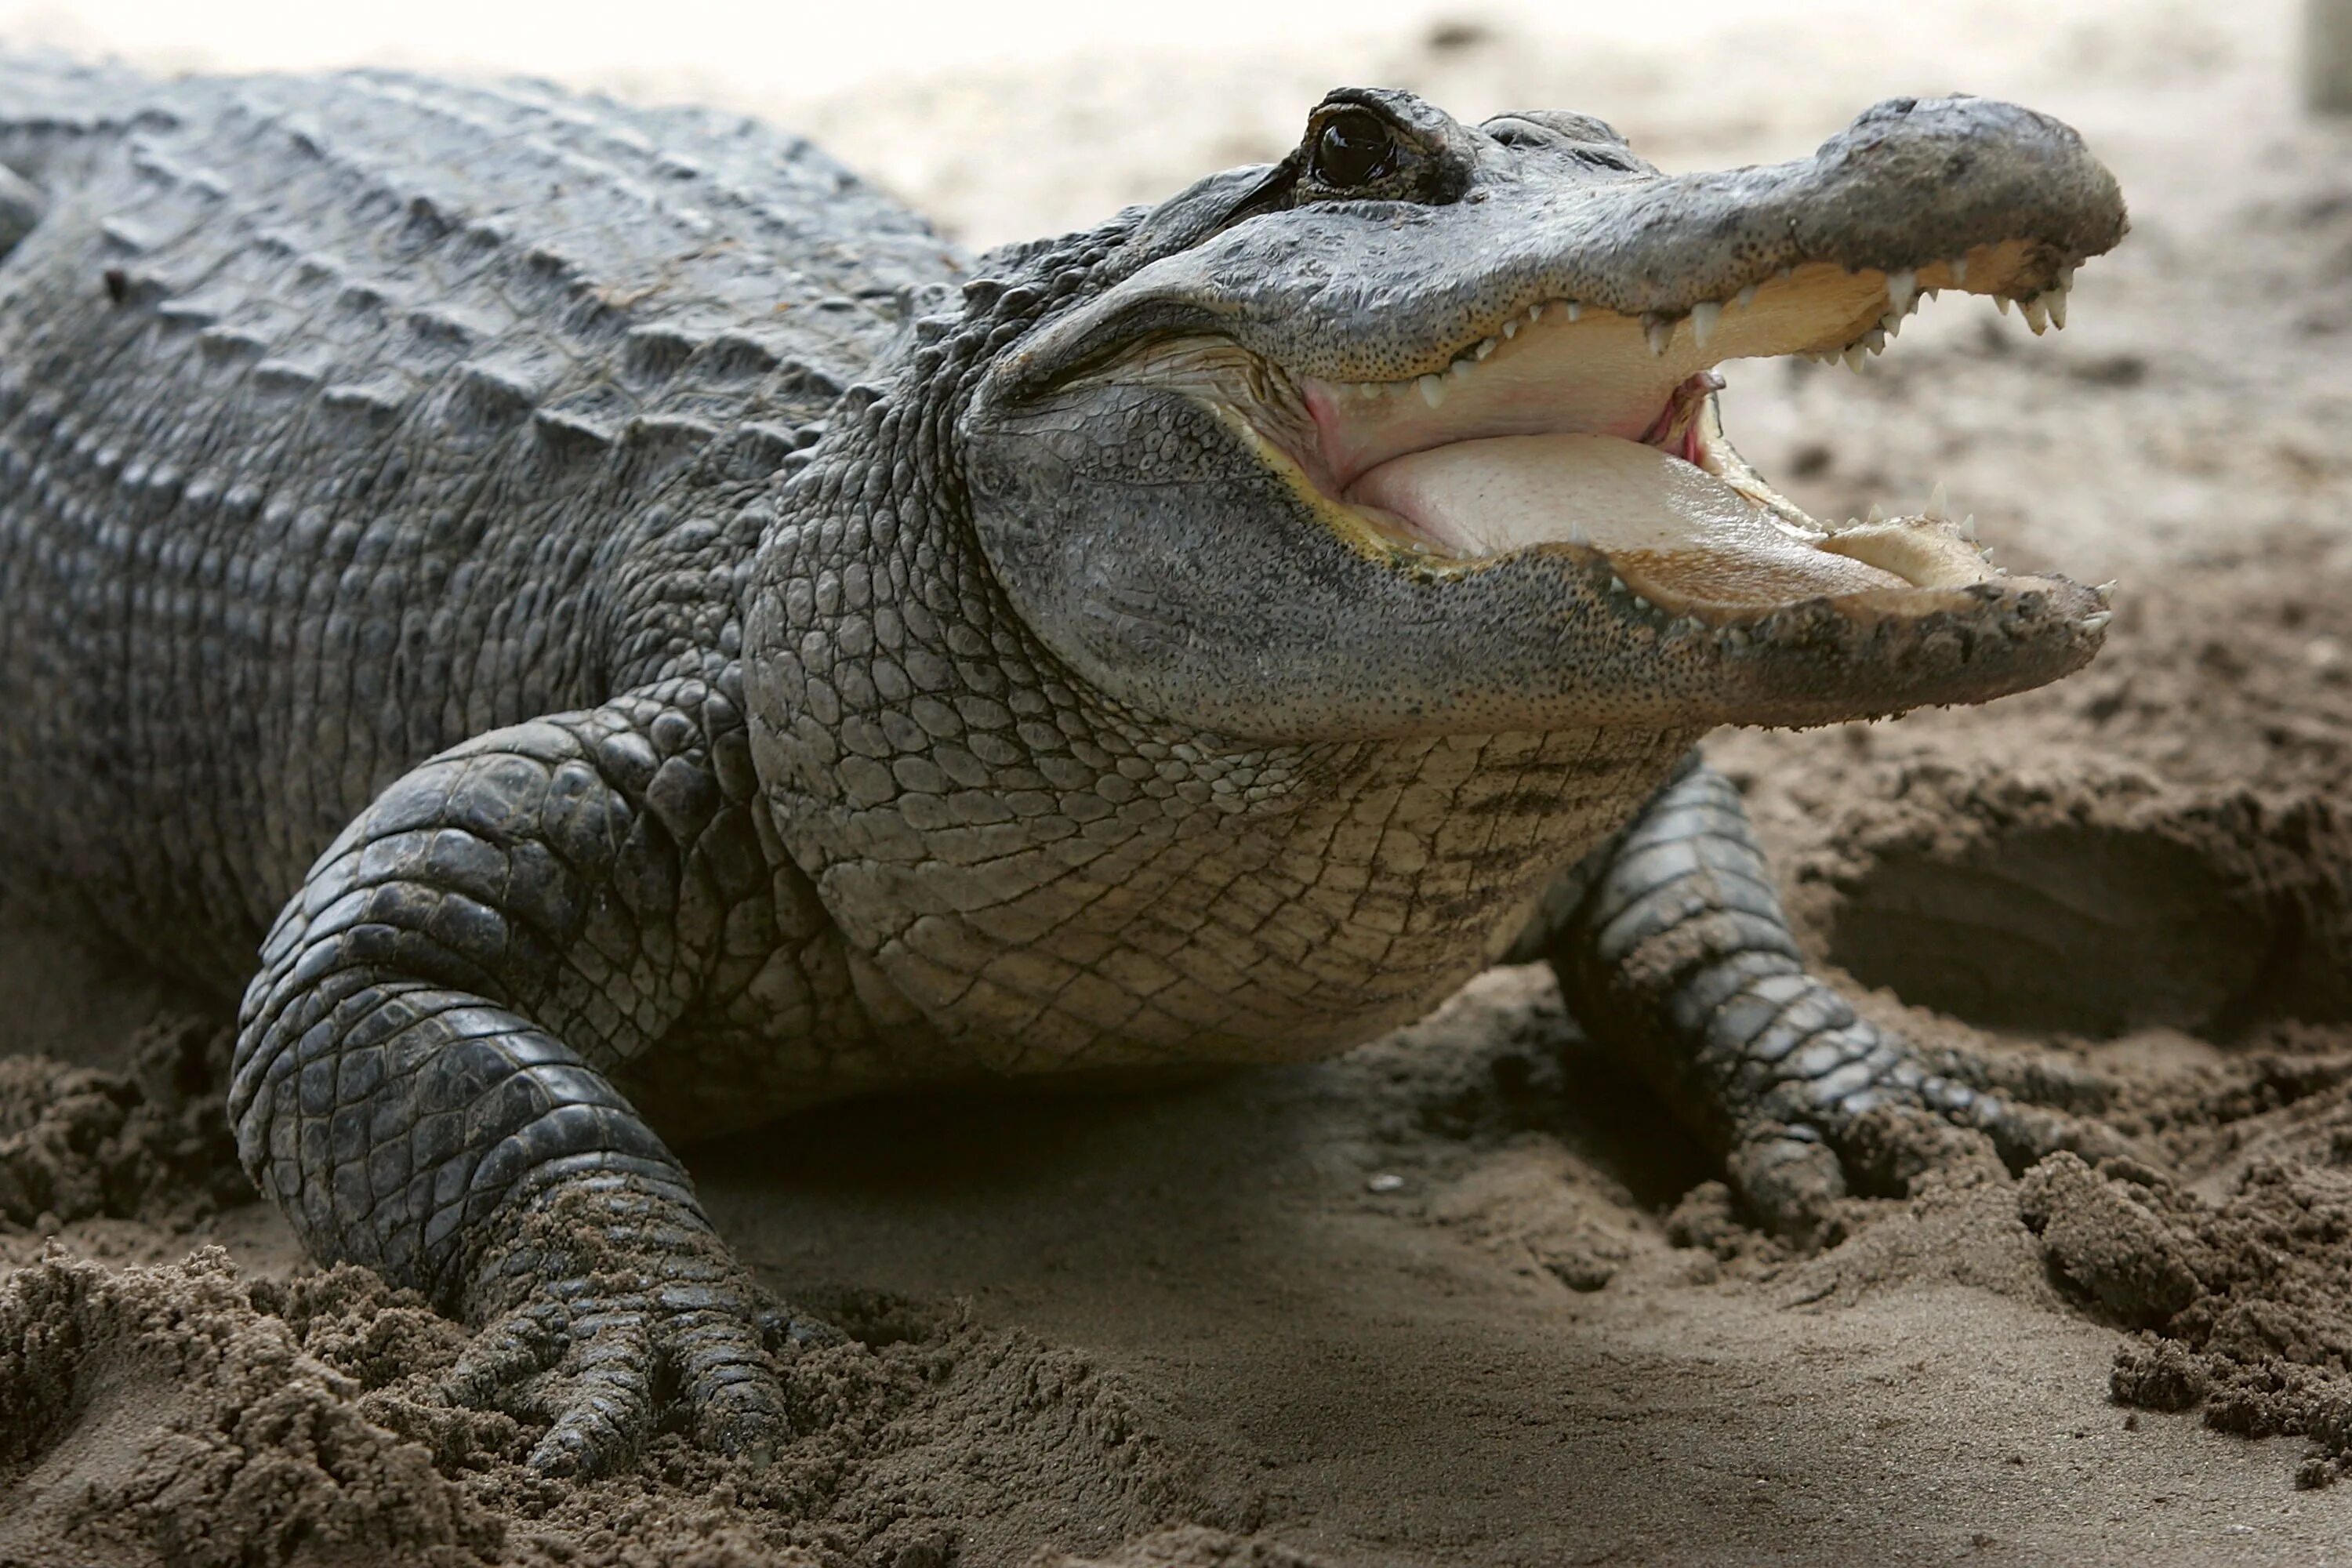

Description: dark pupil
[1316,112,1394,187]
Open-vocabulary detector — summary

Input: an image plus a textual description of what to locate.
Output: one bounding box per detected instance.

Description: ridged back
[0,62,963,987]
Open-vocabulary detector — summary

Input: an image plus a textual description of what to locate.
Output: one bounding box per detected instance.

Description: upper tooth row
[1345,258,2079,406]
[1994,266,2076,334]
[1639,254,1987,357]
[1813,264,2079,372]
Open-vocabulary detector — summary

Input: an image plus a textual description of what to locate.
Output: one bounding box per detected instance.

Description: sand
[2,2,2350,1563]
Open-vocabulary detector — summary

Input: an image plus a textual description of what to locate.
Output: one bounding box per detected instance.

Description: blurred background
[0,0,2333,246]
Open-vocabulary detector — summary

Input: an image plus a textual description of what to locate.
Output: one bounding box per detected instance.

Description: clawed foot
[1712,1001,2133,1242]
[1547,756,2139,1248]
[438,1179,816,1475]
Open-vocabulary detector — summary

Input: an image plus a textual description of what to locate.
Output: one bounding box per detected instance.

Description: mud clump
[0,1015,249,1231]
[2020,1152,2352,1487]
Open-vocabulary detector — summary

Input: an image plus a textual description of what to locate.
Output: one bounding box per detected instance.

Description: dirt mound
[0,1016,250,1232]
[431,1298,1247,1568]
[1817,775,2350,1039]
[0,1250,503,1566]
[2024,1152,2352,1489]
[0,1237,1246,1568]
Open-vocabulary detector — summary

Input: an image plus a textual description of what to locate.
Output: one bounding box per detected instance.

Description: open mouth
[1140,245,2111,629]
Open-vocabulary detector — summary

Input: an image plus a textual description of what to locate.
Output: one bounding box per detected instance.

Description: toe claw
[697,1372,789,1461]
[671,1313,790,1458]
[1727,1126,1847,1240]
[756,1301,847,1352]
[524,1312,656,1476]
[441,1301,567,1411]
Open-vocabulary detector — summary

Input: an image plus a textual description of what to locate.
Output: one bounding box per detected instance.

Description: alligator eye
[1313,110,1398,188]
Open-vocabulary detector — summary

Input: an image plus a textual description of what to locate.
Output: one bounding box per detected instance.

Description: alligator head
[956,89,2128,741]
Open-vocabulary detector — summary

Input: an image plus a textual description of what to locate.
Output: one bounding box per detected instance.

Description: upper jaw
[1293,246,2069,493]
[993,93,2125,407]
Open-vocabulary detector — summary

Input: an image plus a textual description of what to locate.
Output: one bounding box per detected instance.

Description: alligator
[0,58,2127,1475]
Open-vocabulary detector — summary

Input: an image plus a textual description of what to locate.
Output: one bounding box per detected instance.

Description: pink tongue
[1345,434,1907,602]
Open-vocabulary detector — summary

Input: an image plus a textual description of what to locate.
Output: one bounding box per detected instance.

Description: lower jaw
[1332,409,2003,621]
[1221,386,2080,663]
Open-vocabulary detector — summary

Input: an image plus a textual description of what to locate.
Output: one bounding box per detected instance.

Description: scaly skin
[0,58,2128,1472]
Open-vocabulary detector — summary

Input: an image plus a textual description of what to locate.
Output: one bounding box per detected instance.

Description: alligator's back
[0,57,960,989]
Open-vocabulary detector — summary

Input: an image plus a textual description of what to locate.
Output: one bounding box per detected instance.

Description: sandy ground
[2,2,2352,1563]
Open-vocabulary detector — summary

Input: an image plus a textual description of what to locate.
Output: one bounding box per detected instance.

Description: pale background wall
[0,1,1926,89]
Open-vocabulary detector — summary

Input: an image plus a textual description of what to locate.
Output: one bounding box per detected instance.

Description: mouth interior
[1346,427,1918,606]
[1203,252,2074,618]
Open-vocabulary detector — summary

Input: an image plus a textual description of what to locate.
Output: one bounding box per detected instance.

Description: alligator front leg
[229,679,787,1475]
[1542,751,2116,1240]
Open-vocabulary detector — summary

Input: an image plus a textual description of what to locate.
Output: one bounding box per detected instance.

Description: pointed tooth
[1563,302,1581,323]
[1501,318,1519,339]
[1447,358,1472,379]
[1994,296,2013,317]
[1690,299,1722,348]
[1958,513,1978,541]
[1474,337,1496,359]
[1645,318,1673,356]
[1734,283,1759,310]
[2080,611,2114,633]
[1950,254,1969,286]
[1866,503,1886,524]
[1880,311,1904,337]
[2094,579,2117,605]
[1926,482,1949,521]
[1886,268,1917,314]
[1529,303,1545,324]
[2022,296,2049,334]
[1417,374,1445,408]
[1842,343,1868,372]
[2047,285,2069,330]
[1864,328,1888,356]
